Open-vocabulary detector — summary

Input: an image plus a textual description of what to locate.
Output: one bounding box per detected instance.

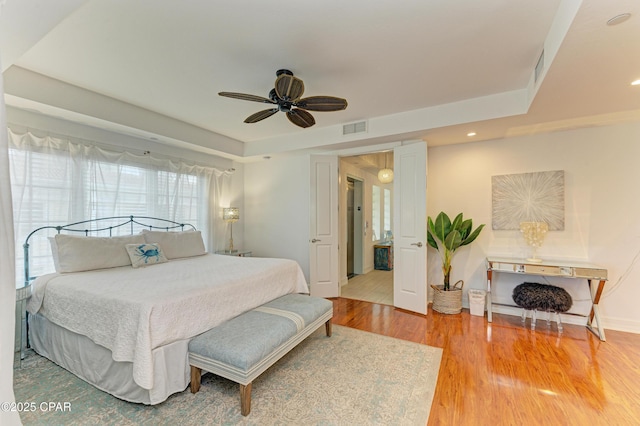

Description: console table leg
[587,279,606,341]
[587,304,606,341]
[486,269,493,322]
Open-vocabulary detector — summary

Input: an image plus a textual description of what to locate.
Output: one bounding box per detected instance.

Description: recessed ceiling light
[467,132,476,137]
[607,13,631,26]
[632,79,640,86]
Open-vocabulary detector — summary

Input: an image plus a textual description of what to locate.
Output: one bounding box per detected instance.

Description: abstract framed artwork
[491,170,565,230]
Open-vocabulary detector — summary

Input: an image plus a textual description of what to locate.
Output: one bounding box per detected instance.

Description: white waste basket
[468,289,486,317]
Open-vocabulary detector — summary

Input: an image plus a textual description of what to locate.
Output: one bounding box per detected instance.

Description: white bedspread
[27,254,308,390]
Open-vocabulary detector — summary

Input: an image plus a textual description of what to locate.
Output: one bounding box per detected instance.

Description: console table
[486,257,608,341]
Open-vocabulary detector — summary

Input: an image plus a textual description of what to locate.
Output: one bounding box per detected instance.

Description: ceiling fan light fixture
[219,69,347,128]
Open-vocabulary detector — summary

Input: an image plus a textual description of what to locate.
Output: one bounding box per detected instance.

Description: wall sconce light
[223,207,240,253]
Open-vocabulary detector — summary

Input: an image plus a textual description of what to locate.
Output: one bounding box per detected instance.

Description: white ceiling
[1,0,639,161]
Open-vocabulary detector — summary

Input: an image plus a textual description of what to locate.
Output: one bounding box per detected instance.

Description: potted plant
[427,211,485,314]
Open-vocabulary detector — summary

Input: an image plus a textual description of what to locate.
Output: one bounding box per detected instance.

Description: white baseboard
[477,305,640,334]
[340,276,348,288]
[488,305,587,326]
[601,316,640,334]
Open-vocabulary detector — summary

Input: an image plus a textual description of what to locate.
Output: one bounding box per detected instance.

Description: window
[8,130,225,285]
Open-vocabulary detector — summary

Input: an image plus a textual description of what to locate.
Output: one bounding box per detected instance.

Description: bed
[24,216,308,404]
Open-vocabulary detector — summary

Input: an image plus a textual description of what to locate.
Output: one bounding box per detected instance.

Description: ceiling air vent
[343,120,367,135]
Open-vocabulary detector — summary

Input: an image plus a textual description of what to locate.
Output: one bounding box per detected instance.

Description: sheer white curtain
[8,129,233,283]
[0,48,23,426]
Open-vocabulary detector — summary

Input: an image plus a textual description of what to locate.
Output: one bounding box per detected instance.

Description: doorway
[340,153,394,305]
[309,142,427,312]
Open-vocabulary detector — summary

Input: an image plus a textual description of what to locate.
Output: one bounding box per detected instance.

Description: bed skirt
[28,313,190,405]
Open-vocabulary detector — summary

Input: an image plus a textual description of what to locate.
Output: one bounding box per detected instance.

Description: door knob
[311,238,321,243]
[411,242,423,247]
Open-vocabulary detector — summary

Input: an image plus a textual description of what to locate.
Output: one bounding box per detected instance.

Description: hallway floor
[341,269,393,305]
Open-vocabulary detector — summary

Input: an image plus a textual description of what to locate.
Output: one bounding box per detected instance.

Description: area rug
[14,325,442,425]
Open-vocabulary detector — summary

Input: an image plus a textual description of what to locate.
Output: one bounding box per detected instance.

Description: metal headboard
[23,215,196,286]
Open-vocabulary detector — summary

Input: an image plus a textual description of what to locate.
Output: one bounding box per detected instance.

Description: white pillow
[54,233,146,273]
[141,230,206,259]
[49,237,61,272]
[125,243,168,268]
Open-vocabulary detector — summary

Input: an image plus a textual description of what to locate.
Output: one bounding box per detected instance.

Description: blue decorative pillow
[125,243,168,268]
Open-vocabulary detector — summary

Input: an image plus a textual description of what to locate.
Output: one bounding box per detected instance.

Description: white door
[309,155,339,297]
[393,142,428,314]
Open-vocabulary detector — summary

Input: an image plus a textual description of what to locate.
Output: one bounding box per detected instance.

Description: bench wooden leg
[240,382,252,416]
[325,320,332,337]
[190,366,201,394]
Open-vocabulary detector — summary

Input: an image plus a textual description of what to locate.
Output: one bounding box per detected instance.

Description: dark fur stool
[512,282,573,332]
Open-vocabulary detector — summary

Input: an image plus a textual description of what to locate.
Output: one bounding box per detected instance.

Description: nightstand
[215,250,252,257]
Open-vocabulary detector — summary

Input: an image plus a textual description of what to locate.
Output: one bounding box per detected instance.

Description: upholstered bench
[188,293,333,416]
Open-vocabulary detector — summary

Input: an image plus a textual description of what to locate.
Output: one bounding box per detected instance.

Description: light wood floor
[330,298,640,426]
[341,269,393,305]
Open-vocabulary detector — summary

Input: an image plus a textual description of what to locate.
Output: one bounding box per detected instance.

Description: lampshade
[378,168,394,183]
[223,207,239,222]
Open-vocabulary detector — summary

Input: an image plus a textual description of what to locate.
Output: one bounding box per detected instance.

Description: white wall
[244,154,396,291]
[427,121,640,333]
[243,155,311,281]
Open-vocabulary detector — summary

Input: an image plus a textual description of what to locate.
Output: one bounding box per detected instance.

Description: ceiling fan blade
[295,96,348,112]
[219,92,275,104]
[244,108,279,123]
[275,74,305,101]
[287,109,316,128]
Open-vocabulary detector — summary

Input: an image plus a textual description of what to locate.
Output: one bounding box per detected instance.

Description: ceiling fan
[219,69,348,128]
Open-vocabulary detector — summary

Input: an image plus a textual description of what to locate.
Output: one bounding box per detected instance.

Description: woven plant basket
[431,280,464,314]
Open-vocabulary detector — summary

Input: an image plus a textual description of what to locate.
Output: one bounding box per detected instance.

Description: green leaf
[460,223,485,246]
[443,229,462,252]
[427,229,438,249]
[433,212,451,243]
[451,213,463,232]
[459,219,472,240]
[427,217,438,249]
